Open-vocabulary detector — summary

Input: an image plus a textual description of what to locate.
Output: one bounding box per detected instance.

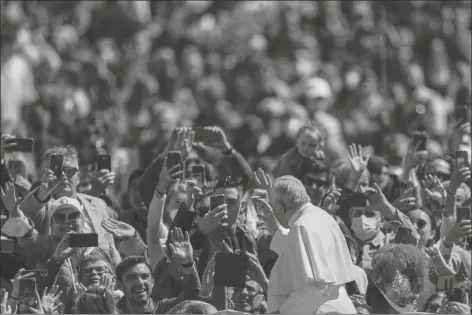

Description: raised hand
[391,195,416,213]
[199,255,216,298]
[1,290,12,314]
[253,168,272,192]
[101,219,136,240]
[25,288,45,314]
[0,182,21,216]
[100,274,115,291]
[244,252,269,292]
[41,285,63,314]
[168,228,193,265]
[184,180,203,210]
[449,167,471,193]
[52,232,77,261]
[444,220,472,245]
[254,198,280,235]
[196,204,228,235]
[156,161,182,194]
[36,168,61,202]
[321,189,342,214]
[348,144,369,174]
[424,247,456,276]
[203,126,231,151]
[403,141,423,170]
[89,169,116,196]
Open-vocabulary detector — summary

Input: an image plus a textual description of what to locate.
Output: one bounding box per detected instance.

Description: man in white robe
[261,175,357,314]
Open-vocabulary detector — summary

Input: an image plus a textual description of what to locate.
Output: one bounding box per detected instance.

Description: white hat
[49,197,84,221]
[305,77,332,99]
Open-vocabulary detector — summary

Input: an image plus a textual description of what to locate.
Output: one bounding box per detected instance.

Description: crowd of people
[1,0,472,314]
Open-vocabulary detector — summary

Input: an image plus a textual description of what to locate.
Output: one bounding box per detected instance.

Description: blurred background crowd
[1,0,471,202]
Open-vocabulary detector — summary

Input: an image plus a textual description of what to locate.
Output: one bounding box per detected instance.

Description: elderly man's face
[51,207,84,239]
[80,259,115,288]
[233,282,265,313]
[43,155,81,199]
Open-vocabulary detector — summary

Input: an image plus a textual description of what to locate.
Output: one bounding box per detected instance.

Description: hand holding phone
[68,233,98,248]
[394,227,413,245]
[457,207,471,223]
[19,277,37,307]
[191,165,205,187]
[412,131,428,151]
[166,151,182,175]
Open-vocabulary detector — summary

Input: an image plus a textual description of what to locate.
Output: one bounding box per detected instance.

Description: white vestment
[267,203,357,314]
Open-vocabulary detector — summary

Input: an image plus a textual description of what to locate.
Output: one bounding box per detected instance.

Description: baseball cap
[48,197,84,222]
[305,77,332,99]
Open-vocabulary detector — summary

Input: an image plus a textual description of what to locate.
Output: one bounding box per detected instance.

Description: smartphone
[0,237,14,253]
[437,274,456,291]
[5,138,34,153]
[166,151,182,170]
[210,194,225,211]
[68,233,98,248]
[21,269,48,289]
[96,154,111,171]
[454,106,469,123]
[49,154,64,180]
[7,160,23,179]
[395,227,413,245]
[214,253,248,288]
[345,281,360,295]
[192,165,205,187]
[19,277,37,306]
[446,288,465,303]
[457,207,472,222]
[455,150,469,169]
[412,131,428,151]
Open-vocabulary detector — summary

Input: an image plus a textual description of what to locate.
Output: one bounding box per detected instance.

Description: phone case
[210,195,225,211]
[447,288,465,303]
[456,151,469,168]
[192,165,205,186]
[5,138,34,153]
[167,151,182,169]
[49,154,64,180]
[413,133,428,151]
[0,238,14,253]
[395,227,412,245]
[96,155,111,171]
[214,253,248,288]
[69,233,99,248]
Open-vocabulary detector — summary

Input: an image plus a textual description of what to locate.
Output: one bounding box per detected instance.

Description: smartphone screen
[0,237,14,253]
[5,138,34,153]
[455,150,469,169]
[19,278,37,307]
[49,154,64,180]
[457,207,472,222]
[166,151,182,170]
[214,253,248,288]
[197,206,210,217]
[395,227,412,245]
[412,132,428,151]
[446,288,465,303]
[192,165,205,187]
[69,233,98,248]
[210,194,225,211]
[96,154,111,171]
[193,127,205,143]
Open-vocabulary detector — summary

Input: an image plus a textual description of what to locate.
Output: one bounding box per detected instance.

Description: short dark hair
[116,256,151,282]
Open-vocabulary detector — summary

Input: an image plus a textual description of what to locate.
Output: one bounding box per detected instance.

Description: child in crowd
[272,121,326,179]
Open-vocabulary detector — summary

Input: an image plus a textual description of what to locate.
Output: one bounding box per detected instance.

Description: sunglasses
[63,167,79,178]
[351,209,377,218]
[411,219,427,230]
[53,211,81,224]
[82,266,112,278]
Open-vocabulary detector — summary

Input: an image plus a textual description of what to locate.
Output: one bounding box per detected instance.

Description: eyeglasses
[411,219,427,230]
[53,212,81,224]
[82,266,112,278]
[351,209,377,218]
[63,167,79,178]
